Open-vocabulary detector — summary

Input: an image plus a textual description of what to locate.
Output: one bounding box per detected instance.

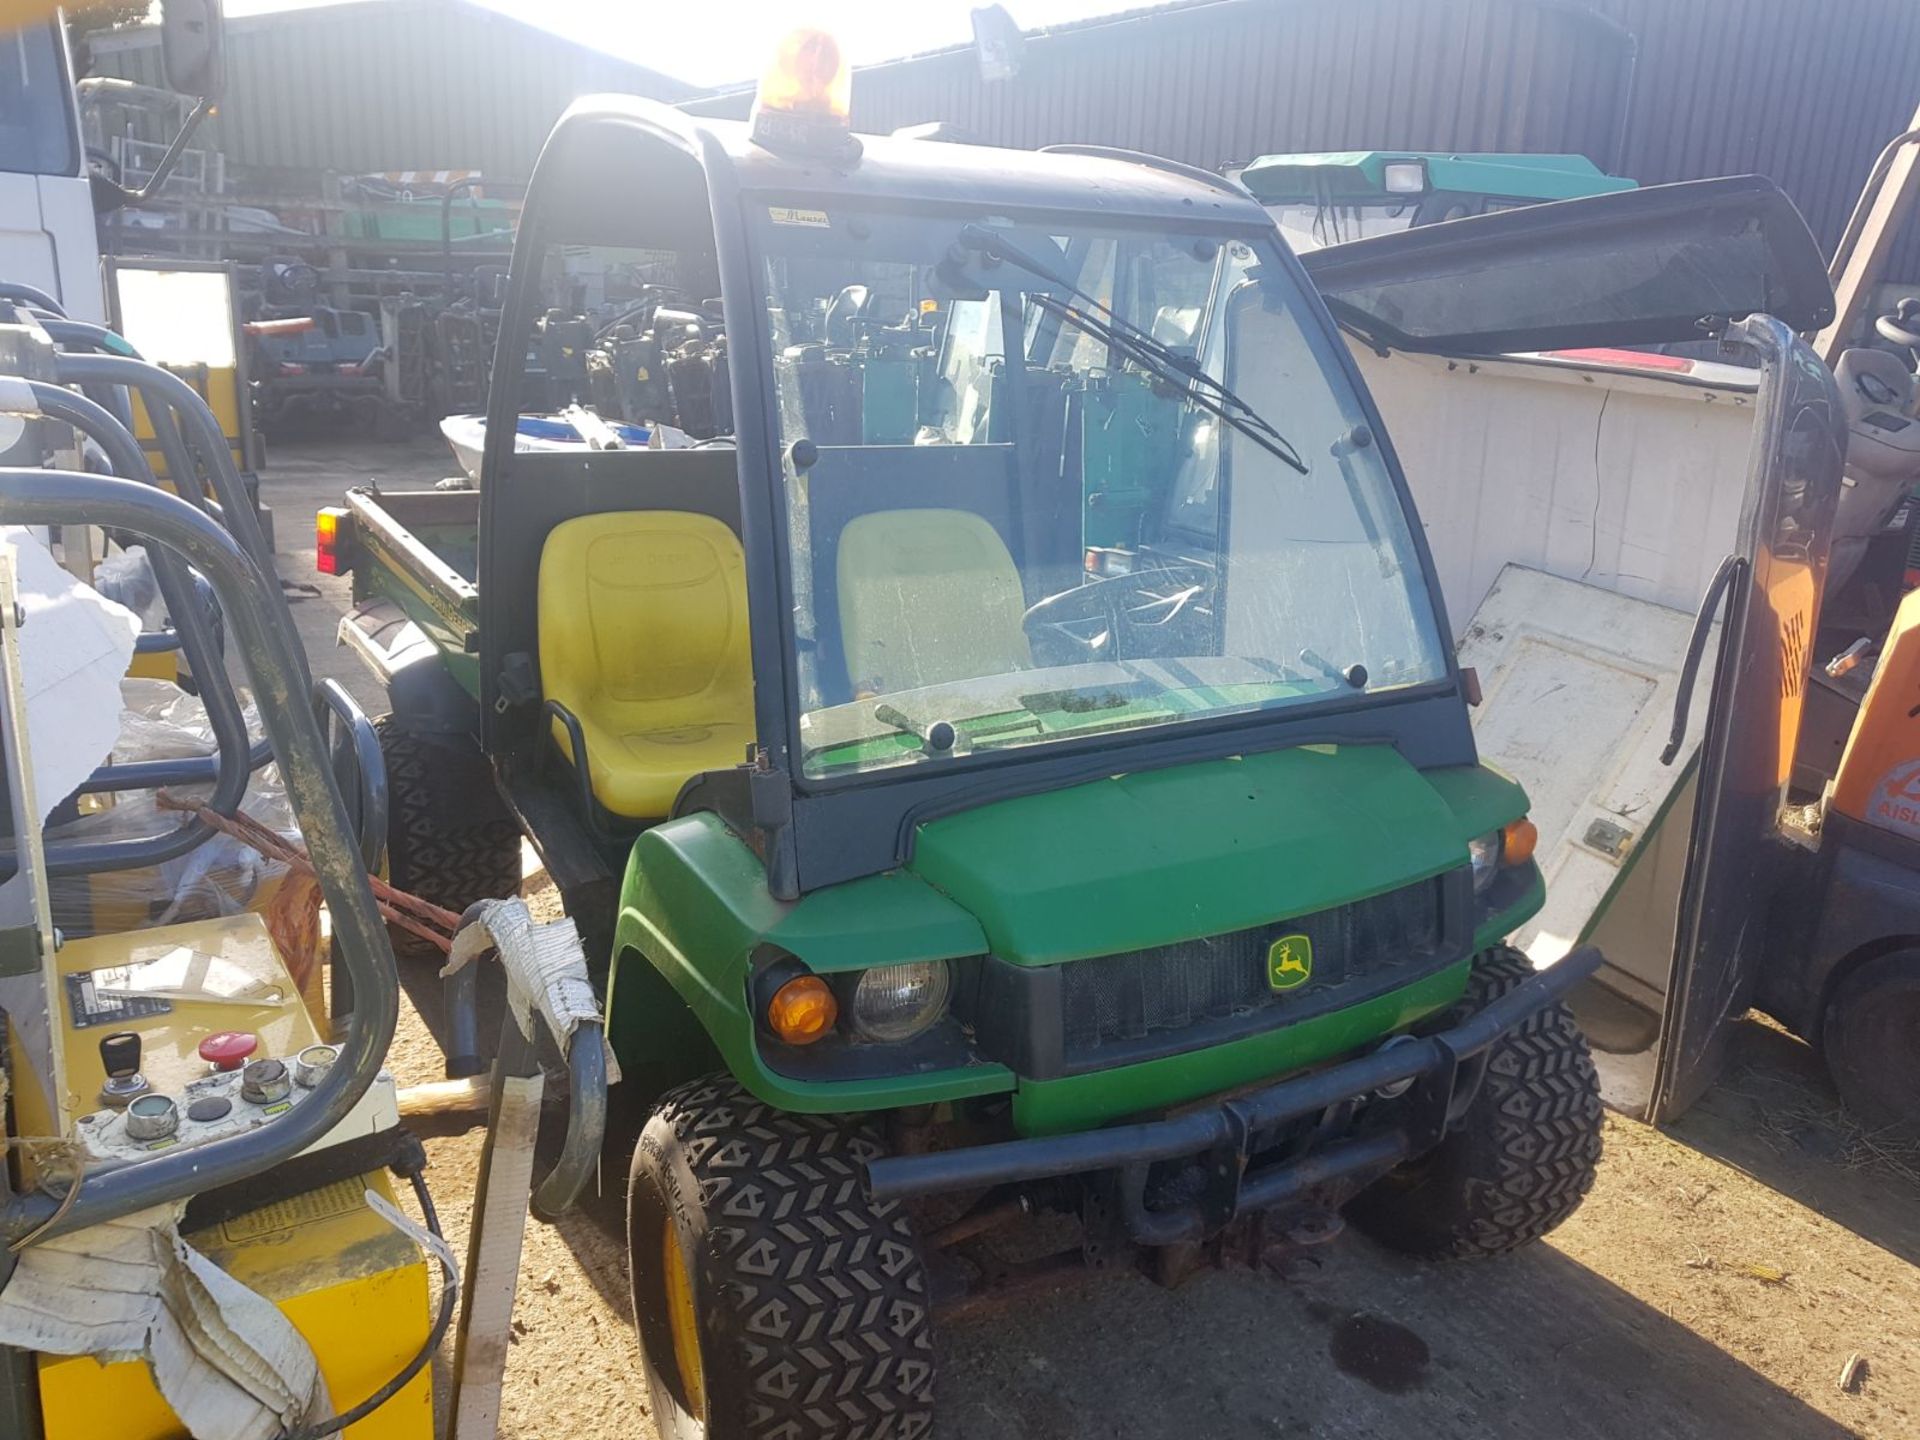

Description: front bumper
[865,945,1602,1245]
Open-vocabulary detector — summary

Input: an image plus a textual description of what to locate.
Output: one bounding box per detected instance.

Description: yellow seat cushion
[836,508,1032,694]
[538,511,753,820]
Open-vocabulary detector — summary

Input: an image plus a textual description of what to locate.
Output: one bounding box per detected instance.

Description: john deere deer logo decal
[1267,934,1313,991]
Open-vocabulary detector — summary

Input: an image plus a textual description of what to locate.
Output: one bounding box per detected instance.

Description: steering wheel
[1876,297,1920,352]
[85,146,122,186]
[1022,564,1212,666]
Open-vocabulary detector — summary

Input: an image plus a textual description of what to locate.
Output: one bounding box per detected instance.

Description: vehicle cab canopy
[479,98,1473,899]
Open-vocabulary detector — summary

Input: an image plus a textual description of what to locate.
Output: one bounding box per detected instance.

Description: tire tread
[377,718,520,950]
[644,1075,935,1440]
[1348,946,1604,1259]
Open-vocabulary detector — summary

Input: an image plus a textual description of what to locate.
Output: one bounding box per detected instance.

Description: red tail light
[316,506,351,576]
[277,361,307,376]
[1543,347,1695,374]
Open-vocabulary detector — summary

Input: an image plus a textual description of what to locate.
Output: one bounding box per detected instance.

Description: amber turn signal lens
[767,974,838,1045]
[1501,817,1539,867]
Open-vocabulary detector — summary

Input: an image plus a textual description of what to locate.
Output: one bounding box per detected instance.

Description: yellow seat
[836,508,1032,694]
[538,511,754,820]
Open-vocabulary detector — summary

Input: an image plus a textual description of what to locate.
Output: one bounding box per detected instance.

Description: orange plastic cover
[1831,586,1920,835]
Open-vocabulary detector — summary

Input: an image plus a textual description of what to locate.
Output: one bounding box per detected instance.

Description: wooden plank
[448,1071,543,1440]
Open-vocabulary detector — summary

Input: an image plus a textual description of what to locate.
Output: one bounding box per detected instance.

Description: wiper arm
[958,223,1234,395]
[872,702,961,755]
[1030,293,1309,475]
[956,225,1306,465]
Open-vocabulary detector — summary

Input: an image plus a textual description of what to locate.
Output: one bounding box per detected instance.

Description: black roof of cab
[524,94,1275,255]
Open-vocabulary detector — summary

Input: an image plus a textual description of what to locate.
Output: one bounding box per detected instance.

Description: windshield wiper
[955,224,1309,475]
[872,702,962,755]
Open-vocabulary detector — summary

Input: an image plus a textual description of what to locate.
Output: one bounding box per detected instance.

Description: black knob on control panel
[99,1030,142,1079]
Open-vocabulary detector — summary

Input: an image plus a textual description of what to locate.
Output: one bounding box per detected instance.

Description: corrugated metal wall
[849,1,1636,168]
[692,0,1920,269]
[95,0,693,181]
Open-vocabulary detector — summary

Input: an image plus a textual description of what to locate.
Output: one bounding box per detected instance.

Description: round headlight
[848,961,952,1043]
[1468,829,1503,893]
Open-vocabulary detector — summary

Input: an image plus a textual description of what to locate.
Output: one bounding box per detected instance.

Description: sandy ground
[265,434,1920,1440]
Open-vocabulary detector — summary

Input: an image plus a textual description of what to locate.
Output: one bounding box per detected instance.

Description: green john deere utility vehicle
[323,36,1612,1437]
[1236,149,1636,252]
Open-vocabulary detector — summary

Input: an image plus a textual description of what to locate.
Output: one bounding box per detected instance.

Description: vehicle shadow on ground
[932,1234,1856,1440]
[1668,1017,1920,1268]
[502,1101,1858,1440]
[533,1097,646,1307]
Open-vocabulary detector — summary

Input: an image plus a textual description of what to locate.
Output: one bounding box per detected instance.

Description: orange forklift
[1685,116,1920,1130]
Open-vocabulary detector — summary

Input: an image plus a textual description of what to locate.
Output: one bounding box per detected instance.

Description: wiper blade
[1031,294,1309,475]
[955,224,1307,474]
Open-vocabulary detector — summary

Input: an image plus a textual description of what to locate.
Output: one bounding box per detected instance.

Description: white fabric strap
[441,897,615,1079]
[0,1203,330,1440]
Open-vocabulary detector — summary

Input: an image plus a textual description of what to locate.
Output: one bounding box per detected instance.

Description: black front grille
[1059,873,1463,1059]
[962,868,1474,1079]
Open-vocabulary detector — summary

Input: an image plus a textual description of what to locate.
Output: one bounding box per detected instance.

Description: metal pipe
[7,385,263,875]
[865,948,1605,1204]
[1826,128,1920,286]
[1235,1130,1408,1211]
[36,320,140,434]
[119,96,215,204]
[442,901,609,1220]
[1815,117,1920,363]
[56,353,313,705]
[0,470,398,1245]
[443,902,490,1080]
[531,1020,607,1221]
[869,1102,1235,1201]
[313,676,389,870]
[38,319,138,358]
[54,354,277,581]
[55,352,213,522]
[0,283,63,318]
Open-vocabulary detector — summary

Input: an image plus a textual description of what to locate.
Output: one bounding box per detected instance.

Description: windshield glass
[755,209,1449,780]
[0,25,78,178]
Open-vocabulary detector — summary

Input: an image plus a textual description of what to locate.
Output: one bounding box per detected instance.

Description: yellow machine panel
[7,911,321,1170]
[9,911,431,1439]
[34,1175,433,1440]
[1832,585,1920,837]
[130,365,249,481]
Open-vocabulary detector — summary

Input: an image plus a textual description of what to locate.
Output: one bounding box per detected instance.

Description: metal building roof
[687,0,1920,271]
[92,0,697,181]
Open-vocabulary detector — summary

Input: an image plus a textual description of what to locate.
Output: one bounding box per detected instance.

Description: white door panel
[0,174,60,310]
[1352,345,1756,639]
[1458,566,1714,966]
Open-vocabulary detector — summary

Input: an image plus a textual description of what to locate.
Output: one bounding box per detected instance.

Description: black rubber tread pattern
[1346,946,1604,1259]
[376,718,520,952]
[630,1074,935,1440]
[1822,950,1920,1132]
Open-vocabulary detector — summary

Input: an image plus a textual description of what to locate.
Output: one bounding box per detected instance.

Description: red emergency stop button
[199,1031,259,1072]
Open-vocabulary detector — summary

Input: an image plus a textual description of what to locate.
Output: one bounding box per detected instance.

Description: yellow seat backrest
[537,511,753,817]
[836,508,1031,695]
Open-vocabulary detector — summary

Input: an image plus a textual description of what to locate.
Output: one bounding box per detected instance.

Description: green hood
[909,745,1469,966]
